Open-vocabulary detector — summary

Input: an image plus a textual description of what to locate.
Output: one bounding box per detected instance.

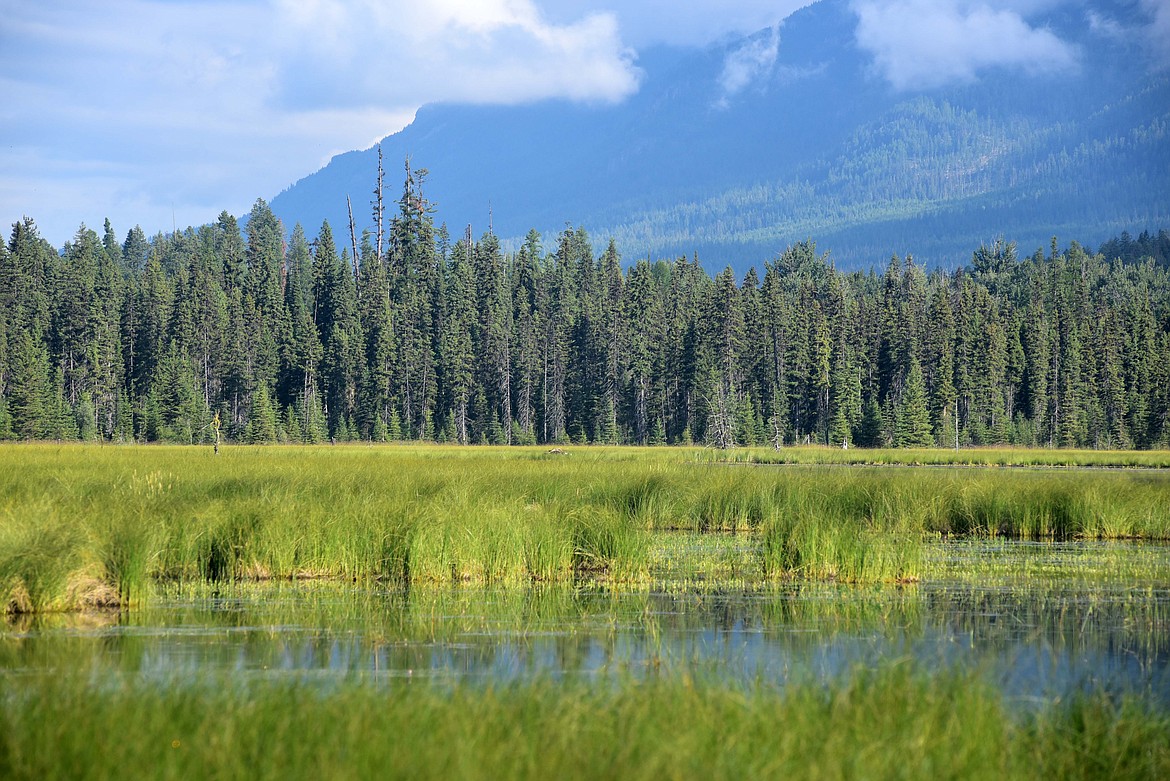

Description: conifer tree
[623,260,659,443]
[248,384,278,443]
[511,230,543,444]
[8,332,51,439]
[445,237,476,444]
[894,358,933,448]
[475,232,513,443]
[314,222,362,438]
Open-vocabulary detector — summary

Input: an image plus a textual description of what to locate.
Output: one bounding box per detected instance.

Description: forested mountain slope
[269,0,1170,271]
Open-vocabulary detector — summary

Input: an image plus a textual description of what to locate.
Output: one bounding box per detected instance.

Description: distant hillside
[269,0,1170,271]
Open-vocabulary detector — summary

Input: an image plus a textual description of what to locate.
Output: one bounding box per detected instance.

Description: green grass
[728,444,1170,468]
[2,444,1168,612]
[1,663,1166,780]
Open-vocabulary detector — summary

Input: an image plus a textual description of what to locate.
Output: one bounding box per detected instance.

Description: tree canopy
[3,176,1169,450]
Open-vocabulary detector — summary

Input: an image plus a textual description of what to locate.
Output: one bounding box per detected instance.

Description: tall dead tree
[374,144,385,263]
[347,195,359,281]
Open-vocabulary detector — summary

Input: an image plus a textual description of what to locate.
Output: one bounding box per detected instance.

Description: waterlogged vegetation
[2,577,1169,779]
[3,444,1170,611]
[3,443,1170,778]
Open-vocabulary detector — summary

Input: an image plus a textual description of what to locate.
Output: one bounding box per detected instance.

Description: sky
[2,0,1167,248]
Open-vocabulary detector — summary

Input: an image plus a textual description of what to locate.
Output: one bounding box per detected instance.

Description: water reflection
[2,543,1169,706]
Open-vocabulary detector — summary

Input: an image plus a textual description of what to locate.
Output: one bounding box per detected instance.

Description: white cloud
[1087,10,1126,40]
[539,0,813,47]
[851,0,1080,90]
[1138,0,1170,69]
[270,0,640,108]
[717,25,781,105]
[0,0,640,246]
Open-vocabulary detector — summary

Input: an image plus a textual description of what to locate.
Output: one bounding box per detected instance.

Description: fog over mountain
[270,0,1170,271]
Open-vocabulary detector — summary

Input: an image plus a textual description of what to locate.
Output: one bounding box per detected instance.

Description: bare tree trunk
[634,378,648,444]
[347,195,360,281]
[375,145,385,263]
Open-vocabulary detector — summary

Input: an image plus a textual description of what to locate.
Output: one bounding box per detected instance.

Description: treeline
[2,168,1170,448]
[1098,229,1170,269]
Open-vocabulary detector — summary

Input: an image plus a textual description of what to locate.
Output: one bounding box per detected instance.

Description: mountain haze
[270,0,1170,271]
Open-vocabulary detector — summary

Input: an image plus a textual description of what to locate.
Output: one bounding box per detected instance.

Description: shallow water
[2,540,1168,705]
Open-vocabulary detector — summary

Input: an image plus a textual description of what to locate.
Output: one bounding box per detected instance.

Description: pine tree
[597,239,624,444]
[45,367,79,440]
[760,262,791,447]
[474,232,513,443]
[925,285,957,444]
[8,332,51,439]
[894,358,934,448]
[445,236,476,444]
[623,260,660,444]
[314,222,362,438]
[388,162,438,439]
[511,230,543,444]
[248,384,278,443]
[4,218,55,339]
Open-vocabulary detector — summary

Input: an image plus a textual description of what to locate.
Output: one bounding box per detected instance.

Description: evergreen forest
[3,166,1170,450]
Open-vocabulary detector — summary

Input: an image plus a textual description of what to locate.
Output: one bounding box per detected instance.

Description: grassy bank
[3,444,1169,611]
[1,664,1166,780]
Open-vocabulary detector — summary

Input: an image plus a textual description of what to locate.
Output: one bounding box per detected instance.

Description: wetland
[2,444,1170,778]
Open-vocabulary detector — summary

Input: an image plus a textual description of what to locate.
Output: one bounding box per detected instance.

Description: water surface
[2,540,1168,705]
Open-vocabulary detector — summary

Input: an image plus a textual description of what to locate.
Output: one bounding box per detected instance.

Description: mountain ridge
[270,0,1170,271]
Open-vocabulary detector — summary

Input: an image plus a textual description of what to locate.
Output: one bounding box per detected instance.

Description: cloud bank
[1137,0,1170,69]
[540,0,812,47]
[0,0,641,245]
[851,0,1080,90]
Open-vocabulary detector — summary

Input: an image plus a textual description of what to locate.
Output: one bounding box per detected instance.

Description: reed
[0,504,82,613]
[759,503,923,583]
[1,444,1168,612]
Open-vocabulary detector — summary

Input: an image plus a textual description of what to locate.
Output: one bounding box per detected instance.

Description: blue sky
[2,0,1166,247]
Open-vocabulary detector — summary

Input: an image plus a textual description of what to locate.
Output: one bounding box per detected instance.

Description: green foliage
[3,189,1170,452]
[894,358,933,448]
[3,663,1168,780]
[0,505,82,612]
[3,444,1170,613]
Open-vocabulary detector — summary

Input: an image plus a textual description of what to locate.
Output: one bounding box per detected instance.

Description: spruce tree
[894,358,933,448]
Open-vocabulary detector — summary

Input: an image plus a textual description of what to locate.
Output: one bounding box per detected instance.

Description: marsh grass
[569,505,647,579]
[1,663,1166,780]
[738,445,1170,469]
[1,444,1168,612]
[0,504,81,613]
[760,510,922,583]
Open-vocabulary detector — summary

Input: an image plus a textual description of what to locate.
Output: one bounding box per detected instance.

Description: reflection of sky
[4,578,1169,707]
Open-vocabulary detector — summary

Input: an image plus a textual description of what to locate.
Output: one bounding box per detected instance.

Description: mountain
[269,0,1170,271]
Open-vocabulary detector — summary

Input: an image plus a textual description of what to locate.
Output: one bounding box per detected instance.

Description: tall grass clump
[520,504,574,582]
[608,472,682,529]
[744,445,1170,469]
[86,470,176,605]
[91,513,161,606]
[691,471,769,531]
[570,505,647,579]
[936,472,1170,539]
[759,495,922,583]
[0,506,82,613]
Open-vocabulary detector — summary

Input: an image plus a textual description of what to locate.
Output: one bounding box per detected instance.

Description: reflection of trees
[3,579,1167,699]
